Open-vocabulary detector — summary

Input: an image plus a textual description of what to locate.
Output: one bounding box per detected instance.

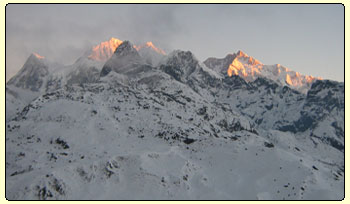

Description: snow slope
[6,82,343,200]
[6,40,344,200]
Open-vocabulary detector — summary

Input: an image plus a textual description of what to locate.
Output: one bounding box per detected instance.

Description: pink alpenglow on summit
[225,50,322,93]
[88,37,123,61]
[134,41,166,55]
[33,53,45,59]
[88,38,166,62]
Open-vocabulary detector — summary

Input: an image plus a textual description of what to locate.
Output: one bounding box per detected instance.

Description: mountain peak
[236,50,248,58]
[7,53,49,91]
[145,41,155,47]
[134,41,166,55]
[114,40,139,56]
[160,50,200,82]
[88,37,123,61]
[205,50,322,93]
[227,50,263,78]
[235,50,262,66]
[87,38,166,63]
[25,53,47,66]
[109,37,122,44]
[167,50,198,64]
[100,40,143,77]
[32,53,45,60]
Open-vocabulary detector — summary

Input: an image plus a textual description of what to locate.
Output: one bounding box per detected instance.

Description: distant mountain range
[6,38,344,200]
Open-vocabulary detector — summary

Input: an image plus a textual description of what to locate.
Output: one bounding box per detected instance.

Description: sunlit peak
[146,41,155,47]
[134,41,166,55]
[236,50,249,58]
[235,50,262,67]
[33,53,45,59]
[225,50,323,90]
[109,37,119,42]
[88,37,123,61]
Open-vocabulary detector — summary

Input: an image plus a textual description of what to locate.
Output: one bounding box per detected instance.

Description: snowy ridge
[134,41,166,55]
[87,37,166,66]
[204,50,322,93]
[6,38,344,200]
[7,38,167,94]
[135,42,166,66]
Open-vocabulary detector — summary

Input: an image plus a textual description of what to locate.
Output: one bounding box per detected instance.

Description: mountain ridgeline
[6,39,344,200]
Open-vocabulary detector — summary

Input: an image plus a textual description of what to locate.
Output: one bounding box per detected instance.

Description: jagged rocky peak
[204,49,322,93]
[203,50,262,77]
[160,50,201,82]
[236,50,248,58]
[25,53,46,65]
[7,53,49,92]
[17,53,48,75]
[87,38,167,64]
[134,41,166,55]
[88,37,123,61]
[100,40,144,77]
[235,50,262,66]
[165,50,199,68]
[113,41,139,57]
[226,50,263,79]
[134,41,166,66]
[31,52,45,60]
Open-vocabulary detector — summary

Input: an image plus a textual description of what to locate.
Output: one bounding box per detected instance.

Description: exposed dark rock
[183,138,196,144]
[264,142,274,148]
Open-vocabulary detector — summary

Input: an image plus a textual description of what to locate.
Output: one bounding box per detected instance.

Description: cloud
[6,4,185,80]
[5,4,344,82]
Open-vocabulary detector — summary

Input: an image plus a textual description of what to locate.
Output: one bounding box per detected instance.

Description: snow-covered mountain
[87,37,123,61]
[87,37,166,65]
[204,50,322,93]
[5,38,166,120]
[135,41,166,66]
[6,40,344,200]
[100,41,145,76]
[7,38,166,93]
[7,53,50,92]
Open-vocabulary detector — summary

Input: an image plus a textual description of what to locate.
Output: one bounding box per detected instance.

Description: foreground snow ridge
[6,38,344,200]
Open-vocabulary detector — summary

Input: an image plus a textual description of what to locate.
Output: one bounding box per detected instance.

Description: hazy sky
[6,4,344,81]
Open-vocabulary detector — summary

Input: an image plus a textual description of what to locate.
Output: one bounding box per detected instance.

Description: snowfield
[6,40,344,200]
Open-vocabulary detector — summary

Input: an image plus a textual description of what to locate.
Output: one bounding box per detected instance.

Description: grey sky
[6,4,344,81]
